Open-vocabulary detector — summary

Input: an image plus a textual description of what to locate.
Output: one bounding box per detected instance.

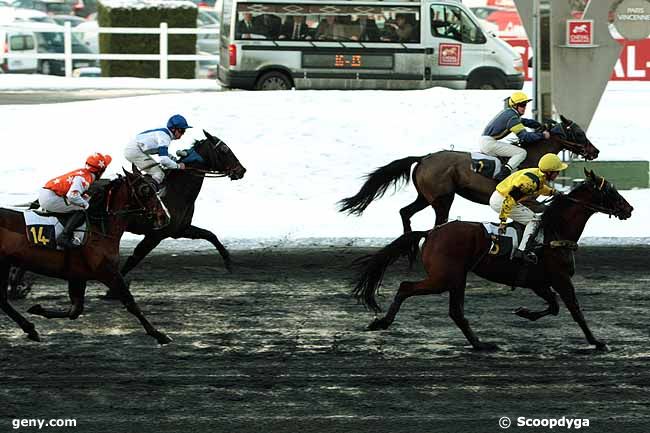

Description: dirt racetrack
[1,245,649,433]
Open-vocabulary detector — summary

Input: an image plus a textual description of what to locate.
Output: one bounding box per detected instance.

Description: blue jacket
[482,108,543,144]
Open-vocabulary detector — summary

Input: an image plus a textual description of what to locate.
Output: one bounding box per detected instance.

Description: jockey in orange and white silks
[480,91,550,182]
[124,114,190,186]
[489,153,567,263]
[38,153,112,248]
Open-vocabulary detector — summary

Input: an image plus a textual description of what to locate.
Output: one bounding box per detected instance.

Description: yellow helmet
[508,91,532,108]
[538,153,568,172]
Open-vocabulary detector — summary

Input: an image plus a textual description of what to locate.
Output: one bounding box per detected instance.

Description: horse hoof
[101,291,120,301]
[26,331,41,342]
[224,259,233,273]
[595,342,609,352]
[514,307,531,319]
[366,319,388,331]
[473,341,499,351]
[156,334,173,345]
[27,304,45,316]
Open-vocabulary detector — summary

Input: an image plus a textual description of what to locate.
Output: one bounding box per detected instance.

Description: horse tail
[338,155,426,215]
[352,231,428,313]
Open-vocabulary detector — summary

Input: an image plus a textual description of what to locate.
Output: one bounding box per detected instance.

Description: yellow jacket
[495,167,554,221]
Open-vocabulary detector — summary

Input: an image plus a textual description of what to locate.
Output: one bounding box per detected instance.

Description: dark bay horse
[0,167,172,343]
[119,129,246,277]
[352,169,632,351]
[339,115,600,232]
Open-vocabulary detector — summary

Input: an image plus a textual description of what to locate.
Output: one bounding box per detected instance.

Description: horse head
[123,165,171,229]
[577,168,633,220]
[550,115,599,161]
[179,130,246,180]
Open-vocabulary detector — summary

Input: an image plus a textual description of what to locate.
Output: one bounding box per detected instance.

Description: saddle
[482,221,544,261]
[471,152,504,180]
[23,210,88,250]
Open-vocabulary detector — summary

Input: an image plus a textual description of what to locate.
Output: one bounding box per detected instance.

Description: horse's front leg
[28,280,87,320]
[120,235,164,276]
[179,225,232,272]
[101,273,171,345]
[0,261,40,341]
[552,275,607,351]
[514,285,559,321]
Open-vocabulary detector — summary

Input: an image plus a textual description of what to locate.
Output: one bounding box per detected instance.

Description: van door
[427,2,486,89]
[7,32,38,72]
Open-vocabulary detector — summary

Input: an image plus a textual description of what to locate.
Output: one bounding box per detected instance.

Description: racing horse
[0,167,172,343]
[352,169,632,351]
[339,115,600,232]
[10,130,246,299]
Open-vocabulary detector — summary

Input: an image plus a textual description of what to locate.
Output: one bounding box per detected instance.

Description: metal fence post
[64,22,73,77]
[160,22,168,79]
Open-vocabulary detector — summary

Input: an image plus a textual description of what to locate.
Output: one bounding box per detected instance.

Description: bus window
[430,4,485,44]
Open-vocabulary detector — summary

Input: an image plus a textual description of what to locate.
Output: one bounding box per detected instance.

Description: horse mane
[192,138,221,169]
[540,181,588,228]
[87,176,124,216]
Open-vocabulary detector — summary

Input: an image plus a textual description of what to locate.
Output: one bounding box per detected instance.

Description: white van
[0,23,38,73]
[217,0,524,90]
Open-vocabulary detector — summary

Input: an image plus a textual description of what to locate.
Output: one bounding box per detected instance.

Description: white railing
[1,22,219,78]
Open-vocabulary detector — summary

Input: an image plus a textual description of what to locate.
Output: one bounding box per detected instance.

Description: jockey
[489,153,567,264]
[480,91,551,182]
[39,153,112,248]
[123,114,191,193]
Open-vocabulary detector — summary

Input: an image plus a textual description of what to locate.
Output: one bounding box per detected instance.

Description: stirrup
[494,165,512,182]
[513,249,538,264]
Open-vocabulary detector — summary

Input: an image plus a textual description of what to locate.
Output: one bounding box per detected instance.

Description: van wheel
[468,71,506,90]
[255,71,292,90]
[41,61,51,75]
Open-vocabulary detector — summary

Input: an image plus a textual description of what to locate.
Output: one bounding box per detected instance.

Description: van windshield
[430,4,485,44]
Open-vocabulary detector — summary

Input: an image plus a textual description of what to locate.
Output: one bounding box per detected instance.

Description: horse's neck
[104,187,130,239]
[544,196,594,242]
[169,171,205,200]
[521,138,563,168]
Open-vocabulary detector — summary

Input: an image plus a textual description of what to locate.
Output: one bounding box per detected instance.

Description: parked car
[11,0,74,15]
[51,13,84,26]
[12,7,56,23]
[29,22,97,74]
[197,8,218,26]
[196,23,219,53]
[0,21,38,73]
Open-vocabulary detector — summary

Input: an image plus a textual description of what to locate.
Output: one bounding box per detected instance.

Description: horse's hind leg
[0,261,40,341]
[102,273,171,345]
[179,225,232,272]
[448,286,498,351]
[28,280,87,320]
[514,286,559,321]
[399,195,429,233]
[431,193,455,226]
[368,278,447,331]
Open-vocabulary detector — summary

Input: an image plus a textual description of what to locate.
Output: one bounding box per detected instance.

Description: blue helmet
[167,114,192,130]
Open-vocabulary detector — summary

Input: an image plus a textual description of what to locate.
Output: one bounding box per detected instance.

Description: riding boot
[494,164,512,182]
[513,218,540,264]
[156,179,167,198]
[57,211,86,249]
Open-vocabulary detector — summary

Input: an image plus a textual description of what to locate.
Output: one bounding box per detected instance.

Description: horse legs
[367,279,447,331]
[514,286,560,321]
[448,286,498,351]
[121,235,164,276]
[399,195,429,233]
[431,193,455,226]
[102,273,171,345]
[178,225,232,272]
[27,280,87,320]
[0,261,40,341]
[552,277,607,350]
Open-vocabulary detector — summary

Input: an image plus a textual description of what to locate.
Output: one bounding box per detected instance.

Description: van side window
[430,5,485,44]
[234,3,420,43]
[9,35,34,51]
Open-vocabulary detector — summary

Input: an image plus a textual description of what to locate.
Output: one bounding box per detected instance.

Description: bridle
[551,121,595,160]
[556,178,621,217]
[104,175,159,218]
[183,139,241,179]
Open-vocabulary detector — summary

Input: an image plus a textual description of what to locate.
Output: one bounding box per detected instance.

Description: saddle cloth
[23,210,87,250]
[483,222,544,260]
[471,152,502,179]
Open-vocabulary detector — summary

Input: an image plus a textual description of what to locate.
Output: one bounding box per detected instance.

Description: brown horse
[0,167,172,343]
[339,115,600,232]
[352,169,632,351]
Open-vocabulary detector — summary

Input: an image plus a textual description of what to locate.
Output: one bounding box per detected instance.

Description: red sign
[438,43,462,67]
[567,19,593,46]
[504,37,650,81]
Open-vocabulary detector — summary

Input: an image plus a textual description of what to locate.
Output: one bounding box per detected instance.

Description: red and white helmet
[86,153,112,174]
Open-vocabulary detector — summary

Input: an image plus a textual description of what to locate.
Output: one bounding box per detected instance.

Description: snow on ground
[0,77,648,248]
